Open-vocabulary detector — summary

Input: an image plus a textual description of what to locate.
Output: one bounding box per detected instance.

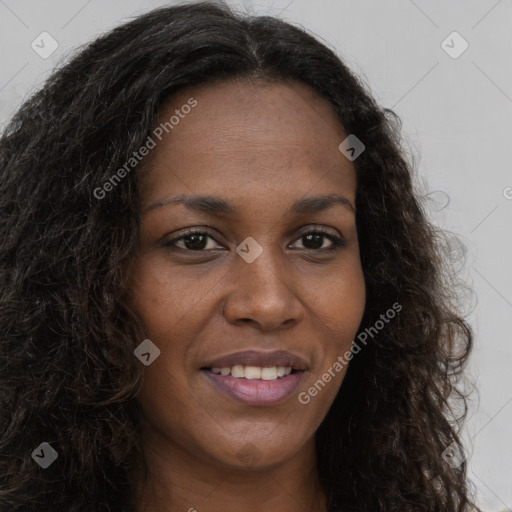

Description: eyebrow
[142,193,355,216]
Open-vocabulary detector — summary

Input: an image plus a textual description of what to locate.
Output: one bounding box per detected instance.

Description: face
[128,79,366,471]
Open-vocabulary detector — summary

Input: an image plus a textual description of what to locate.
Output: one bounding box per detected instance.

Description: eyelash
[162,227,346,253]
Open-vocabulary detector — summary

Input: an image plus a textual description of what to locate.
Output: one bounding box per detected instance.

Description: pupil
[304,234,322,249]
[185,234,207,250]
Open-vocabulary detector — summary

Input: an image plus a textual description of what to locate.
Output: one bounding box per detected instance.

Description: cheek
[128,259,196,437]
[308,260,365,387]
[128,259,192,404]
[336,270,366,339]
[314,259,366,342]
[128,256,192,336]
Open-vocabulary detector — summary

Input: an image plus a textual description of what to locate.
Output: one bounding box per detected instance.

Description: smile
[201,365,305,405]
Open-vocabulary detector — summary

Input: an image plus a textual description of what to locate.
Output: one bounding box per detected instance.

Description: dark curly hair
[0,1,480,511]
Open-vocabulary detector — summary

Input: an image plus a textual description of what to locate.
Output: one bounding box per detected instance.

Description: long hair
[0,2,479,510]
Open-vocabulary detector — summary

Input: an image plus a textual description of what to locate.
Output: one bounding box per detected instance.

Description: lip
[201,369,305,405]
[201,350,309,371]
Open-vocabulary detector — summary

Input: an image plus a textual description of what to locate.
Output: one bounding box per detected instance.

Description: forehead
[138,79,356,209]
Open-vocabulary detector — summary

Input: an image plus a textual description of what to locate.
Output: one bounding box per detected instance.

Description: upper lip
[202,350,308,371]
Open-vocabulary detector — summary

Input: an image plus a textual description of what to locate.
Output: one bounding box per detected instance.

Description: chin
[206,437,302,471]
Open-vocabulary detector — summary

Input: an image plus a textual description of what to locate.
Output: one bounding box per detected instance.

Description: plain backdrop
[0,1,511,510]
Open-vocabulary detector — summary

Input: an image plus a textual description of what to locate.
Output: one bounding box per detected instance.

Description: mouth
[199,350,308,406]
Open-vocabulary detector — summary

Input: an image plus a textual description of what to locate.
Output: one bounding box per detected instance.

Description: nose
[222,245,304,331]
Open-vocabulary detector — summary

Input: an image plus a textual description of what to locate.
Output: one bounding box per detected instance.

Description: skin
[127,78,366,512]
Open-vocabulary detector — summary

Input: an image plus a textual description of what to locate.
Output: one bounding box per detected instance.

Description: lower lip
[201,370,305,405]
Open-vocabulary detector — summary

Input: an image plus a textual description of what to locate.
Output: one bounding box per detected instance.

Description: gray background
[1,1,511,510]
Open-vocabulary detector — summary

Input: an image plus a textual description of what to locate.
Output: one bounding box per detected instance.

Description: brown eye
[163,229,223,251]
[289,229,346,252]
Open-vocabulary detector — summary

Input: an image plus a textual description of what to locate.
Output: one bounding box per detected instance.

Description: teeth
[261,367,277,380]
[244,366,261,380]
[209,365,293,380]
[231,364,245,378]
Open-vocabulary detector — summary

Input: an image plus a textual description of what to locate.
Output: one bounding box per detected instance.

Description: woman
[0,2,480,511]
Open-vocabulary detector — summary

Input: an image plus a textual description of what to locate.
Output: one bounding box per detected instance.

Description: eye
[162,226,345,253]
[289,227,346,252]
[162,228,223,251]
